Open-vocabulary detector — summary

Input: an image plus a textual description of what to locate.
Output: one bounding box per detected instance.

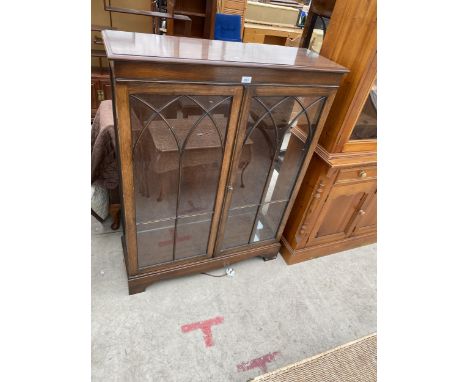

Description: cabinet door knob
[358,209,366,215]
[359,170,367,178]
[227,185,233,191]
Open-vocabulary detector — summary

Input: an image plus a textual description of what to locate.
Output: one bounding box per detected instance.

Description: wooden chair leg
[109,203,121,230]
[300,12,318,48]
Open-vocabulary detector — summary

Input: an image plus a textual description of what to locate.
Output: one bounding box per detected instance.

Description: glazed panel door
[115,83,243,273]
[216,86,331,253]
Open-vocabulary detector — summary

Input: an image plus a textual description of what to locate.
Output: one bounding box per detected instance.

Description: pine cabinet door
[306,180,376,246]
[349,188,377,236]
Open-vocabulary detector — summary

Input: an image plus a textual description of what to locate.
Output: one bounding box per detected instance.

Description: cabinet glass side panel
[221,94,326,250]
[129,93,232,268]
[350,81,377,140]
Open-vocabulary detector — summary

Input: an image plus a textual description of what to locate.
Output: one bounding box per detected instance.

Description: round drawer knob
[358,209,366,215]
[227,185,233,191]
[359,170,367,178]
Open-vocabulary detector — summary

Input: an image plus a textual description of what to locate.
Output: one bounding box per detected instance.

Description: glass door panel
[251,201,288,242]
[221,93,326,250]
[175,213,213,261]
[221,205,258,249]
[136,220,175,267]
[129,92,233,268]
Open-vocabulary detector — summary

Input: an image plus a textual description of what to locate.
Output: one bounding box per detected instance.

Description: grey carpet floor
[92,217,376,382]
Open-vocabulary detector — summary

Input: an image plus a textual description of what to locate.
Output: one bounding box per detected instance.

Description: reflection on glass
[251,201,288,242]
[175,214,213,261]
[221,206,258,249]
[130,94,232,267]
[222,95,326,250]
[350,81,377,140]
[136,220,175,267]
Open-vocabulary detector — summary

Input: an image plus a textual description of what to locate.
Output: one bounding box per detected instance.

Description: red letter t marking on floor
[181,316,224,347]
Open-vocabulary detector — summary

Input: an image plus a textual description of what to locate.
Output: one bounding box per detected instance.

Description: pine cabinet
[102,30,346,294]
[281,0,377,265]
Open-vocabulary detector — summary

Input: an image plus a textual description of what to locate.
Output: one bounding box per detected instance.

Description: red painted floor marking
[181,316,224,347]
[237,351,281,374]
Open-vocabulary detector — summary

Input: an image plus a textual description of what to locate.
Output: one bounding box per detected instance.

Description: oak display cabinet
[102,30,347,294]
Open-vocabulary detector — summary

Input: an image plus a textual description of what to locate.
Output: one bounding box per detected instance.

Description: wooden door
[114,82,244,274]
[215,86,335,254]
[349,187,377,236]
[306,180,376,246]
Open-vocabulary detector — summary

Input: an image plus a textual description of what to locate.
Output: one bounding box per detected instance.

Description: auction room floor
[92,217,377,382]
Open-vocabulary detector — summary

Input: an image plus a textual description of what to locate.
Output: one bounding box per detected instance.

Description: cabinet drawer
[336,166,377,184]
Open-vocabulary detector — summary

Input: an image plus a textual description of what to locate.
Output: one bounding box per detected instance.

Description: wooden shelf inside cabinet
[102,30,346,294]
[176,11,206,18]
[91,49,106,58]
[92,67,110,76]
[102,0,193,36]
[91,24,116,32]
[102,4,192,22]
[166,0,216,38]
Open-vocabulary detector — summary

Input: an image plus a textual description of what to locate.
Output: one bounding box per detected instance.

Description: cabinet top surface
[102,30,347,73]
